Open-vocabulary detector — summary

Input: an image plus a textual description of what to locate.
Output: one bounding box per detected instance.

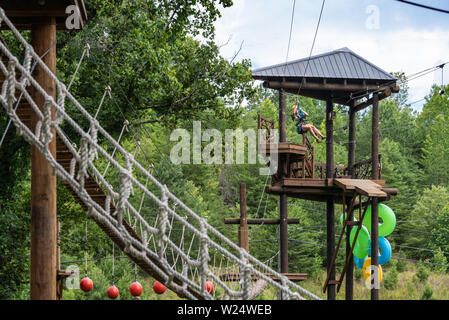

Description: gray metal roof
[252,47,396,82]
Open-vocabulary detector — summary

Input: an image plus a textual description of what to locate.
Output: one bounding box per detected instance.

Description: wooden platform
[220,273,307,282]
[267,178,395,203]
[1,0,88,30]
[262,142,306,156]
[333,178,387,197]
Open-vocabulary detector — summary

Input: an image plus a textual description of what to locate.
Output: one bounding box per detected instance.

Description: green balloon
[350,225,370,259]
[363,203,396,237]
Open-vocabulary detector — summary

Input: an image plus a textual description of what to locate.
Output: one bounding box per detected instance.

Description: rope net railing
[0,8,320,300]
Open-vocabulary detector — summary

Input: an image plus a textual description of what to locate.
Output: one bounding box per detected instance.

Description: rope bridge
[0,8,320,300]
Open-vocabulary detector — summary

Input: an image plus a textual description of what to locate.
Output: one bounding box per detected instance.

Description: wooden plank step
[334,179,387,197]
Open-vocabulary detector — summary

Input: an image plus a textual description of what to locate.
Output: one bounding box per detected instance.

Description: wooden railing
[302,134,315,179]
[257,113,317,179]
[314,154,382,180]
[257,113,275,144]
[351,154,382,179]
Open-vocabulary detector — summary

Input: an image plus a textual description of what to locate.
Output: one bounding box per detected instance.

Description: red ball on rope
[153,281,166,294]
[107,284,119,299]
[205,281,214,295]
[80,276,93,292]
[129,281,143,297]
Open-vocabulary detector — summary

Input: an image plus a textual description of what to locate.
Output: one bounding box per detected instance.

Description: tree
[57,0,255,138]
[421,114,449,186]
[405,186,449,260]
[431,247,448,274]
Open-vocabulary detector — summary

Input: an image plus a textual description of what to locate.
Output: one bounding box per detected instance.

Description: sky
[214,0,449,111]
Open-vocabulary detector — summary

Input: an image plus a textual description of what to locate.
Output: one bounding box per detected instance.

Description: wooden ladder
[322,193,371,294]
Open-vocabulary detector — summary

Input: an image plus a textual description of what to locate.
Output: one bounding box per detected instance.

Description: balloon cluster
[341,203,396,285]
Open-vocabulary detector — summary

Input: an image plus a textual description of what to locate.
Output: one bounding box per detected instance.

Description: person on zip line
[291,101,325,143]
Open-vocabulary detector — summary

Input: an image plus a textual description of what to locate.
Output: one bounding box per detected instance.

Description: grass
[295,262,449,300]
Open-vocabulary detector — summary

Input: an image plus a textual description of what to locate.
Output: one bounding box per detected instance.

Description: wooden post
[371,93,380,300]
[56,220,63,300]
[372,93,379,180]
[326,99,336,300]
[239,183,249,252]
[371,198,379,299]
[30,18,58,300]
[348,105,356,178]
[279,89,287,143]
[278,89,288,274]
[345,104,356,300]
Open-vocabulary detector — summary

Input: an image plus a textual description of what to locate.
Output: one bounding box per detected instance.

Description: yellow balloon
[362,257,383,283]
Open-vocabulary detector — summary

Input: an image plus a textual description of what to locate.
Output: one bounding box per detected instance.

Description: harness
[294,103,306,134]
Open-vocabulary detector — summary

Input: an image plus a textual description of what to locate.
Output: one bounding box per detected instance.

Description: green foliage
[418,84,449,187]
[431,248,448,274]
[421,284,434,300]
[384,265,399,290]
[354,268,363,282]
[0,179,31,299]
[405,186,449,259]
[396,259,407,273]
[57,0,255,138]
[416,265,430,283]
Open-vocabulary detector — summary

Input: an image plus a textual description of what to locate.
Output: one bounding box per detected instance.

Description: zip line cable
[283,0,297,74]
[296,0,326,97]
[337,62,449,104]
[394,0,449,14]
[283,61,447,106]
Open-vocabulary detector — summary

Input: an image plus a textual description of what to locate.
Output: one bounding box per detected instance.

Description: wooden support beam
[323,194,356,294]
[336,197,372,293]
[326,99,336,300]
[220,273,307,282]
[348,105,356,178]
[224,218,300,225]
[371,92,380,300]
[372,93,380,180]
[353,87,392,113]
[239,183,249,253]
[346,104,355,300]
[30,18,57,300]
[278,89,288,277]
[264,80,390,93]
[371,198,380,300]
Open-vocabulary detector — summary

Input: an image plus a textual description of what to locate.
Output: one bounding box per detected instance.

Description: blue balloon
[378,237,392,265]
[368,237,392,265]
[354,255,367,269]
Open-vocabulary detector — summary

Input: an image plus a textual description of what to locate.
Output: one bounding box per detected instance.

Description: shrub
[416,265,430,282]
[383,265,398,290]
[396,259,407,273]
[431,248,448,274]
[354,268,363,281]
[421,284,434,300]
